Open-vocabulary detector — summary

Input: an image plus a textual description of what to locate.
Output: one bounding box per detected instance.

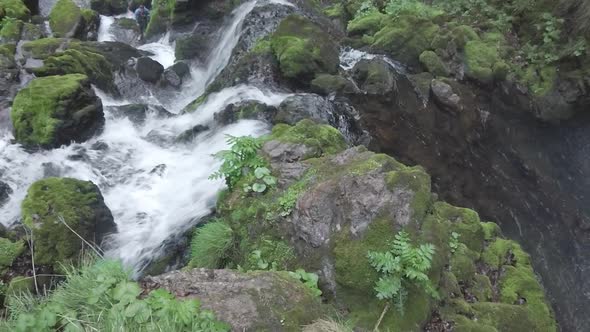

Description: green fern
[209,135,266,191]
[367,230,438,315]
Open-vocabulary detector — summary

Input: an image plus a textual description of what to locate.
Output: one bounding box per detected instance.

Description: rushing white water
[339,47,406,73]
[0,0,294,273]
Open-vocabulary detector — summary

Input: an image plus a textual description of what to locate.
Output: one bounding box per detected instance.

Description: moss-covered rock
[270,14,339,84]
[267,119,347,156]
[347,11,386,36]
[21,38,68,59]
[419,50,450,76]
[464,33,509,83]
[351,58,395,94]
[0,18,23,43]
[21,177,116,268]
[11,74,104,148]
[0,0,30,20]
[372,15,439,67]
[32,49,114,91]
[49,0,82,38]
[145,0,175,38]
[0,44,16,69]
[310,74,357,95]
[6,276,34,296]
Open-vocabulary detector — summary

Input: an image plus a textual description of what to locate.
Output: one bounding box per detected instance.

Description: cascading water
[0,0,293,273]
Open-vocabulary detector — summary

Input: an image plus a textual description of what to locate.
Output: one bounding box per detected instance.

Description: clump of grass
[188,221,234,268]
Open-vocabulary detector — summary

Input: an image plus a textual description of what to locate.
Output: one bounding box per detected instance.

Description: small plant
[355,0,379,18]
[288,269,322,297]
[248,249,278,271]
[449,232,461,254]
[210,135,266,191]
[367,230,438,329]
[385,0,442,19]
[243,167,277,193]
[189,221,234,268]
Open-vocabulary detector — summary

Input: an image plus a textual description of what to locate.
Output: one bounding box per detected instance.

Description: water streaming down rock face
[0,0,293,273]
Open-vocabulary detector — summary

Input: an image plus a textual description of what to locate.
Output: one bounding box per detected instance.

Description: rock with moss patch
[32,49,114,91]
[0,0,30,20]
[145,0,175,38]
[352,58,395,94]
[175,33,209,62]
[420,50,450,76]
[0,237,24,270]
[270,14,339,84]
[77,9,100,41]
[371,15,440,67]
[347,11,386,36]
[11,74,104,148]
[275,94,338,125]
[0,18,23,43]
[21,177,116,268]
[310,74,357,95]
[49,0,82,38]
[464,33,509,84]
[142,268,325,331]
[214,100,277,125]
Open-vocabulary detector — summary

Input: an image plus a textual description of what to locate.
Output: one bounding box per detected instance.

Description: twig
[23,226,39,294]
[58,216,104,258]
[373,302,390,332]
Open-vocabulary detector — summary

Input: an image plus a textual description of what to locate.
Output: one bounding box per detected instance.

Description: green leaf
[252,183,267,193]
[254,167,270,179]
[112,281,141,305]
[263,175,277,186]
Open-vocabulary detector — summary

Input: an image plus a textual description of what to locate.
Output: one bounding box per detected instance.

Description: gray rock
[0,181,12,207]
[431,79,462,112]
[175,124,210,143]
[136,57,164,83]
[107,104,173,125]
[275,94,333,125]
[141,269,324,331]
[162,62,190,88]
[214,100,277,125]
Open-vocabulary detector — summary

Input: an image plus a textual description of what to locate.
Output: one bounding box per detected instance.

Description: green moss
[267,119,347,157]
[433,202,484,253]
[270,15,339,82]
[481,238,529,269]
[21,38,68,59]
[347,11,386,36]
[464,34,508,83]
[419,50,450,76]
[385,166,432,221]
[32,49,114,91]
[521,65,557,96]
[243,237,296,271]
[0,0,30,20]
[49,0,81,38]
[183,93,208,113]
[470,302,538,331]
[251,38,271,54]
[450,244,478,282]
[450,25,479,48]
[440,271,460,298]
[115,17,138,30]
[0,18,22,42]
[20,177,100,267]
[0,43,16,69]
[372,15,440,65]
[481,222,500,240]
[324,3,344,18]
[145,0,176,38]
[80,8,97,23]
[333,217,395,291]
[0,238,24,270]
[310,74,356,95]
[11,74,89,147]
[470,274,493,301]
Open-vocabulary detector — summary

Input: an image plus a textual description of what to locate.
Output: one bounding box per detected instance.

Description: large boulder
[270,14,339,84]
[351,58,396,95]
[142,269,325,331]
[110,17,141,45]
[213,121,557,332]
[90,0,127,15]
[11,74,104,148]
[77,9,101,41]
[49,0,82,38]
[0,0,30,21]
[136,56,164,83]
[161,61,190,88]
[21,177,116,268]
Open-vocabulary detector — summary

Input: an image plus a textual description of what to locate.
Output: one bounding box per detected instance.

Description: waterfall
[0,0,293,273]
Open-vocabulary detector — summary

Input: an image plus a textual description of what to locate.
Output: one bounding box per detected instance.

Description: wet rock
[0,181,13,206]
[162,65,186,88]
[21,177,116,268]
[310,74,358,95]
[275,94,333,125]
[175,124,209,143]
[214,100,277,125]
[76,8,100,41]
[141,269,324,331]
[20,22,43,41]
[11,74,104,149]
[136,56,164,83]
[174,34,209,62]
[91,141,109,151]
[149,164,167,176]
[90,0,127,15]
[111,17,140,45]
[431,79,462,112]
[107,104,173,125]
[351,58,395,95]
[0,44,19,111]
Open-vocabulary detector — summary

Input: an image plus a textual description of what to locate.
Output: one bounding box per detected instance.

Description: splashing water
[0,0,294,273]
[339,47,406,73]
